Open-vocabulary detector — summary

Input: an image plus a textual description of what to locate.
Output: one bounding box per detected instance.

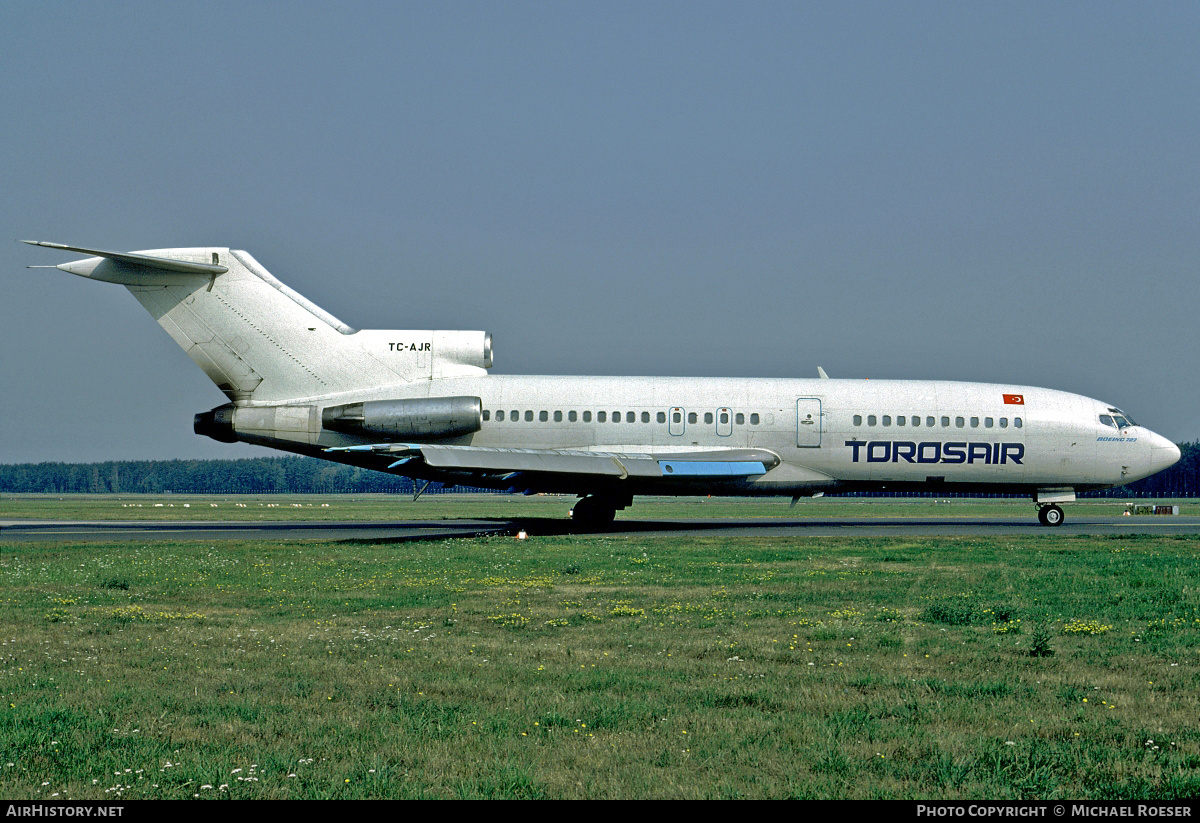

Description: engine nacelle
[322,396,483,440]
[441,330,492,370]
[194,403,237,443]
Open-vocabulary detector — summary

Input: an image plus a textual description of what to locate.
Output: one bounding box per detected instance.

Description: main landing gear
[1037,504,1065,527]
[569,492,632,529]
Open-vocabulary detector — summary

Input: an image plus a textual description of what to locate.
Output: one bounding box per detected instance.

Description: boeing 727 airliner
[24,241,1180,527]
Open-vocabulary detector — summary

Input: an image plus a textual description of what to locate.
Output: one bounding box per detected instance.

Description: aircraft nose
[1148,433,1181,475]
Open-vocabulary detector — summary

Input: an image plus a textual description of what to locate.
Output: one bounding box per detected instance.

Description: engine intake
[322,396,482,440]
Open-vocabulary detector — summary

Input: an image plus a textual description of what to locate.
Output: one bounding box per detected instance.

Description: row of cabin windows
[482,409,762,425]
[852,414,1023,429]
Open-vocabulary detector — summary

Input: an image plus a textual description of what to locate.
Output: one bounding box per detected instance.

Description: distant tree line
[0,456,442,495]
[1,443,1197,497]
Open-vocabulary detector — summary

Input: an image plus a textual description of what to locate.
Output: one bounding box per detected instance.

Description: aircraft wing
[326,443,782,485]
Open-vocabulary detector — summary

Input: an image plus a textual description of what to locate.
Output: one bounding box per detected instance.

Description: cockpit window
[1099,414,1115,428]
[1107,407,1137,427]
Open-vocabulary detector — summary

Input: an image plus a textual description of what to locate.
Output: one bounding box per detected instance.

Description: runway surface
[4,515,1200,541]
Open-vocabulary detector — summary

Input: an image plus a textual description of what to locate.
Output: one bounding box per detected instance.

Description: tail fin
[24,242,492,403]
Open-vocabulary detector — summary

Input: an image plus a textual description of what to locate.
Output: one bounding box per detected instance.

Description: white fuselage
[240,374,1179,498]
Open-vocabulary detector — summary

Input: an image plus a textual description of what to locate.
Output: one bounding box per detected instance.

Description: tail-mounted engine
[194,403,237,443]
[322,396,483,440]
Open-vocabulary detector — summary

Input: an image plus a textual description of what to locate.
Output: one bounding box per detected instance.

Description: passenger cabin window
[941,416,950,427]
[482,410,490,421]
[688,412,697,424]
[853,414,863,426]
[882,415,891,426]
[658,412,667,423]
[896,416,906,426]
[926,416,935,427]
[750,414,760,425]
[524,411,533,422]
[597,411,607,422]
[583,411,592,422]
[970,417,979,428]
[735,413,744,425]
[628,412,636,423]
[868,415,877,426]
[568,410,577,422]
[539,411,548,422]
[1014,417,1023,428]
[955,417,965,428]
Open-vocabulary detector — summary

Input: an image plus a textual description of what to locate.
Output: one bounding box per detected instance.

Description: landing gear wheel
[1038,505,1065,527]
[570,495,617,529]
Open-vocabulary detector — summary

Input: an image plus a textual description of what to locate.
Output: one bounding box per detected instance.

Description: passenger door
[796,398,822,447]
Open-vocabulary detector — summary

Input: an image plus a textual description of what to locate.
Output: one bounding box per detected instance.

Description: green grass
[2,523,1199,798]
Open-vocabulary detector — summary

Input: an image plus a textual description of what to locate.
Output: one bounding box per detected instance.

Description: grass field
[2,497,1199,798]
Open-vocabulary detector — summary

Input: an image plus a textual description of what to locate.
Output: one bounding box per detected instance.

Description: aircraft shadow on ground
[491,517,1045,536]
[340,516,1062,543]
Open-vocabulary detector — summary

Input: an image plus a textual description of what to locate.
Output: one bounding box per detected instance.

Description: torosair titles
[845,441,1025,465]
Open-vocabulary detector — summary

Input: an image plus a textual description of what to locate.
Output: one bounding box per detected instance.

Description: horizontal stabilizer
[21,240,228,276]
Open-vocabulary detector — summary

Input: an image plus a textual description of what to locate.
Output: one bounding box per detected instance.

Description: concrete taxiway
[3,515,1200,542]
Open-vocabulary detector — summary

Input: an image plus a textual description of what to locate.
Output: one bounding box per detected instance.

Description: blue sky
[2,1,1196,462]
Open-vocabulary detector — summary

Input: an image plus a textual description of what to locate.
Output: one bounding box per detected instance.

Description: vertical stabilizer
[24,242,492,403]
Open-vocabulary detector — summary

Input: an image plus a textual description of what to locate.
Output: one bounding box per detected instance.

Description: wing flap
[422,446,644,477]
[327,443,781,480]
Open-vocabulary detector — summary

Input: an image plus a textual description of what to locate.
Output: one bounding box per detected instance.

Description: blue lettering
[845,440,1023,465]
[941,443,966,464]
[917,442,941,463]
[892,441,917,463]
[867,442,891,462]
[1001,443,1024,464]
[967,443,992,464]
